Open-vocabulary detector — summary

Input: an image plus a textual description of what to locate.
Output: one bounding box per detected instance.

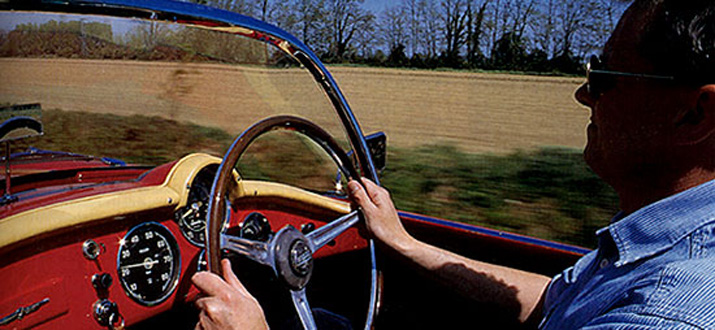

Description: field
[0,58,588,153]
[0,58,613,247]
[333,66,588,154]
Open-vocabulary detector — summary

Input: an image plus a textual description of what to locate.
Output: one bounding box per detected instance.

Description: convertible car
[0,1,589,329]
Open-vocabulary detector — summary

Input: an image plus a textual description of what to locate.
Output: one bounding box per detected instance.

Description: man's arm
[348,178,550,324]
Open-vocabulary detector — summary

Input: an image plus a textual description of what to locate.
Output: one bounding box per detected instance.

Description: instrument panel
[117,222,181,306]
[174,166,217,247]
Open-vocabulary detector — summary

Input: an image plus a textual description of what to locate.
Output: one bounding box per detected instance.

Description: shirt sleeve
[580,260,715,330]
[579,311,700,330]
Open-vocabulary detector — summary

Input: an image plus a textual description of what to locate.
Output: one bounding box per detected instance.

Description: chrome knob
[92,299,123,329]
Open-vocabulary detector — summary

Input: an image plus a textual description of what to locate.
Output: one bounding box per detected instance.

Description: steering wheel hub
[290,240,313,277]
[273,226,313,290]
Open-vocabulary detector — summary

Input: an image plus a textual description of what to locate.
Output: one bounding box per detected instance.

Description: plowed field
[0,58,588,153]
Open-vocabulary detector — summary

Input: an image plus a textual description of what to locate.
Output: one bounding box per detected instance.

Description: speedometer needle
[120,259,159,270]
[182,201,203,218]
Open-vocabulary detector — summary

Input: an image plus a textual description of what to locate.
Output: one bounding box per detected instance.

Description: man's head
[576,0,715,209]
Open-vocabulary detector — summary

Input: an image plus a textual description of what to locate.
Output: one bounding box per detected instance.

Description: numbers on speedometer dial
[117,222,180,306]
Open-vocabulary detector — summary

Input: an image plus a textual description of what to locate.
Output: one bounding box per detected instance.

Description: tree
[402,0,419,57]
[441,0,469,67]
[509,0,537,39]
[380,4,409,54]
[416,0,441,59]
[578,0,627,57]
[533,0,557,58]
[257,0,270,21]
[325,0,374,62]
[127,20,171,50]
[289,0,327,52]
[194,0,256,15]
[181,0,630,73]
[554,0,587,58]
[466,0,490,67]
[387,43,409,67]
[491,30,527,70]
[351,15,377,60]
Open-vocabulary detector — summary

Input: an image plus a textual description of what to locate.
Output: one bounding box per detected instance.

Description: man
[193,0,715,328]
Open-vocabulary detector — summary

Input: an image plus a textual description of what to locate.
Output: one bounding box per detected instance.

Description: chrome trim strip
[0,298,50,326]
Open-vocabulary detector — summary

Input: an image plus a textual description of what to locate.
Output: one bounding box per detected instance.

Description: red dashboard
[0,153,367,329]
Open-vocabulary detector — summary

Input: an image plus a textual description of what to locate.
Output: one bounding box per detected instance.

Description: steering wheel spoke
[220,233,272,267]
[306,210,360,251]
[291,289,317,330]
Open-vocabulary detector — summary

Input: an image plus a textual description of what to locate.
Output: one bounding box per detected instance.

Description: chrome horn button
[289,240,314,277]
[274,226,314,290]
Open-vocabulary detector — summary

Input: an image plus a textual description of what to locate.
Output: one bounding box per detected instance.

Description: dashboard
[0,153,365,329]
[116,165,215,309]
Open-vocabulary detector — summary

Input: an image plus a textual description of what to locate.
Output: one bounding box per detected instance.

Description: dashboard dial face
[117,222,181,306]
[175,167,215,246]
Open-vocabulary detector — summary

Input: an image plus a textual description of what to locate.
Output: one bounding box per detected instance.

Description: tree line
[191,0,630,74]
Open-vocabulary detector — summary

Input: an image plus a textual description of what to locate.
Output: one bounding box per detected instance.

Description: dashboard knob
[301,222,316,234]
[240,212,272,241]
[92,273,113,290]
[92,299,123,328]
[82,239,102,260]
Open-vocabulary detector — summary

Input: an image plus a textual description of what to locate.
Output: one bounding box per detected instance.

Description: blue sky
[363,0,392,13]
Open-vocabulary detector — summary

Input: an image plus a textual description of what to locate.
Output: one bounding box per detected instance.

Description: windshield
[0,11,351,194]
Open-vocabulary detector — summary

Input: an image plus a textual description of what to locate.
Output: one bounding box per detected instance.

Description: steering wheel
[206,115,376,330]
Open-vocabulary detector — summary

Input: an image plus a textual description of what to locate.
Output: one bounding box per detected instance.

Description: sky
[363,0,393,14]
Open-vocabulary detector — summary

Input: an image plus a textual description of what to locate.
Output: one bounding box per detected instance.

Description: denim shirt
[540,180,715,330]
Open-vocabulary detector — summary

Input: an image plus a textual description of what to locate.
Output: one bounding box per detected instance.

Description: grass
[11,110,616,248]
[12,109,235,164]
[381,145,618,248]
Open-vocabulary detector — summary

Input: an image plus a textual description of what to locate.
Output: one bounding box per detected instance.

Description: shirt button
[599,258,609,269]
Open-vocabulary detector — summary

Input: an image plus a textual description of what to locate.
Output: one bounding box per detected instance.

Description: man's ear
[674,85,715,145]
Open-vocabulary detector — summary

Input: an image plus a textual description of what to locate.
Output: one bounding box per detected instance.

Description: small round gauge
[175,167,216,246]
[117,222,181,306]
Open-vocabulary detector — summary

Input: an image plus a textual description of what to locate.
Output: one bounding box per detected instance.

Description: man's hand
[348,178,414,250]
[192,259,268,330]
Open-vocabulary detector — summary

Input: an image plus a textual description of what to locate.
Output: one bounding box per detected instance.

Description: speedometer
[117,222,181,306]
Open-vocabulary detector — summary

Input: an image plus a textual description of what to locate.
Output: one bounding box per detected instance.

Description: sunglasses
[586,55,676,98]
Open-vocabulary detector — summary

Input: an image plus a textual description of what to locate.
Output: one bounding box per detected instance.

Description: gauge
[175,167,216,246]
[117,222,181,306]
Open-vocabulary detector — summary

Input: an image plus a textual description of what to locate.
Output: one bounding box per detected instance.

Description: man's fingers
[348,180,376,210]
[195,312,208,330]
[195,298,221,326]
[221,259,249,294]
[361,178,390,206]
[195,296,209,311]
[192,271,229,297]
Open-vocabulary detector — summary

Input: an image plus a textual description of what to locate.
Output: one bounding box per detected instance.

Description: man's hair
[640,0,715,85]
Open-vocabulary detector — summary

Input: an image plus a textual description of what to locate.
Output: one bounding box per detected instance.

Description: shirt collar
[596,179,715,267]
